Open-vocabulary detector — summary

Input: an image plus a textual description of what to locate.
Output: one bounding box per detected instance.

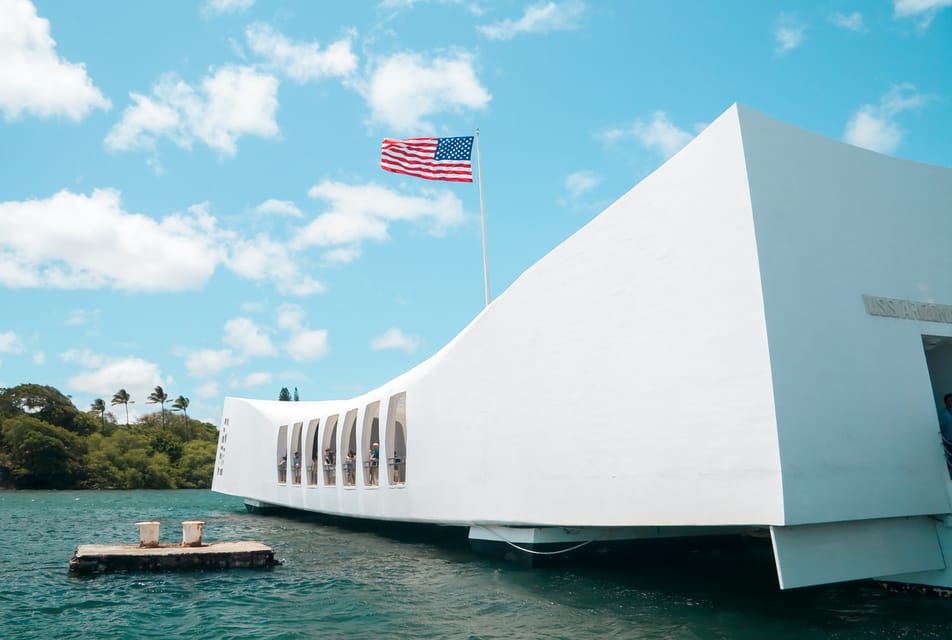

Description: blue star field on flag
[434,136,474,162]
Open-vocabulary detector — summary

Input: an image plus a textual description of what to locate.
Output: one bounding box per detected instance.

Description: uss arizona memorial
[213,104,952,591]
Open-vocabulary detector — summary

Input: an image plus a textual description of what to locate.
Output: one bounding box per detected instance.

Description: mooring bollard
[136,521,161,548]
[182,520,206,547]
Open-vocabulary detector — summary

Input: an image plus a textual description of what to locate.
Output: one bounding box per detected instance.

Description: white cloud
[222,233,325,296]
[203,0,255,16]
[285,328,329,361]
[0,331,24,354]
[774,13,805,54]
[371,327,419,353]
[297,211,389,247]
[184,348,238,377]
[0,189,219,291]
[255,199,304,217]
[322,246,363,265]
[245,23,358,83]
[894,0,952,26]
[364,51,490,132]
[844,111,902,154]
[0,0,111,120]
[563,170,600,198]
[105,91,180,151]
[146,156,166,176]
[185,309,322,378]
[478,1,585,40]
[599,111,695,159]
[183,318,274,379]
[0,190,328,297]
[829,11,866,31]
[32,351,45,365]
[299,180,467,251]
[276,303,306,330]
[64,308,100,326]
[195,381,220,398]
[378,0,464,8]
[377,0,486,17]
[223,317,276,357]
[61,347,105,368]
[231,371,273,388]
[189,204,325,297]
[843,84,930,154]
[65,353,166,417]
[276,303,329,361]
[105,65,279,156]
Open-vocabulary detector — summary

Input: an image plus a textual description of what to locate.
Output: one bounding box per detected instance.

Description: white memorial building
[213,104,952,590]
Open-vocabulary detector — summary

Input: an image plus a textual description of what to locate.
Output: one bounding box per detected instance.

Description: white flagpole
[475,128,490,307]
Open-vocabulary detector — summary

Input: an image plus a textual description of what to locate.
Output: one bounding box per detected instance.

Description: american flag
[380,136,474,183]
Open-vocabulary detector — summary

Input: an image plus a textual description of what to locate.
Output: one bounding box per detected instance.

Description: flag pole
[475,128,490,307]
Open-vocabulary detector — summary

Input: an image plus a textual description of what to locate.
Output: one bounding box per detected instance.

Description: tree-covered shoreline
[0,384,217,490]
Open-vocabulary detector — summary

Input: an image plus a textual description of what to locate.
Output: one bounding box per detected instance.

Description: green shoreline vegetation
[0,383,217,490]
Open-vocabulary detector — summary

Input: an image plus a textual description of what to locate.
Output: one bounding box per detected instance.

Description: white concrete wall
[403,106,784,527]
[738,106,952,523]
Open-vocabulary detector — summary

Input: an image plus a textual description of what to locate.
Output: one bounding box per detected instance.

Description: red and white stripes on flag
[380,136,474,183]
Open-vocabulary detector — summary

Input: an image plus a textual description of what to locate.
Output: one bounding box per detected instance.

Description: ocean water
[1,490,951,639]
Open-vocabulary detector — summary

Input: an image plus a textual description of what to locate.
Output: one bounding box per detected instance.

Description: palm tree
[147,385,169,429]
[111,388,133,426]
[172,395,190,439]
[90,398,106,433]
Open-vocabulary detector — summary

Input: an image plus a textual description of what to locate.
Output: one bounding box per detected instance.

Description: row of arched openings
[276,392,407,488]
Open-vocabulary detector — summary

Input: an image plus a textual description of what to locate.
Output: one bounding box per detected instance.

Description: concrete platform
[69,541,281,575]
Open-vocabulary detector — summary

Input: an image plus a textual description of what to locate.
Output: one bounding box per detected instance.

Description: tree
[1,415,87,488]
[151,429,184,464]
[293,387,299,401]
[0,383,97,435]
[147,385,169,429]
[0,382,221,490]
[171,395,190,439]
[111,388,133,426]
[90,398,106,433]
[278,387,291,401]
[176,440,217,488]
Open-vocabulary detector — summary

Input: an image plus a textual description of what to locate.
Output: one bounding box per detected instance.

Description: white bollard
[182,520,206,547]
[136,521,161,548]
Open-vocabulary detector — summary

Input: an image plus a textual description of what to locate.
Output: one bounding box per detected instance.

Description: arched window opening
[321,415,338,486]
[922,335,952,478]
[342,409,358,487]
[290,422,303,484]
[386,392,407,485]
[361,401,381,486]
[276,424,288,483]
[305,419,320,485]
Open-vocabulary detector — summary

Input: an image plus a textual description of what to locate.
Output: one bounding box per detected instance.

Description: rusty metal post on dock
[181,520,205,547]
[135,521,161,548]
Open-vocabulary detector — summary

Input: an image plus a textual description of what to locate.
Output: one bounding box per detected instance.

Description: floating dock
[69,541,280,574]
[68,520,280,575]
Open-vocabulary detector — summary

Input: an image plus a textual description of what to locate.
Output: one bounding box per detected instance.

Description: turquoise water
[2,490,951,639]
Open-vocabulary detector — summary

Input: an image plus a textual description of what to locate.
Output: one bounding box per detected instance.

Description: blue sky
[1,0,950,423]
